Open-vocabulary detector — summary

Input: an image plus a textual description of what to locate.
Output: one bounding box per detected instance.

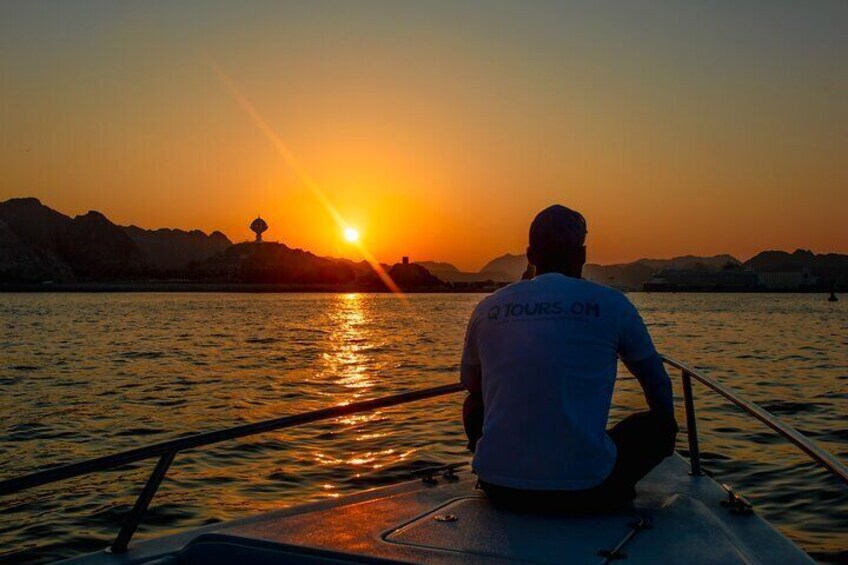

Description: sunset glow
[0,2,845,268]
[208,59,402,293]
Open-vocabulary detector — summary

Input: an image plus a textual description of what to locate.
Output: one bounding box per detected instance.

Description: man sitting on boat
[461,205,678,510]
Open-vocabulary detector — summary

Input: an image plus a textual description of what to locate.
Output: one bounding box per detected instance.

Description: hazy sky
[1,1,845,270]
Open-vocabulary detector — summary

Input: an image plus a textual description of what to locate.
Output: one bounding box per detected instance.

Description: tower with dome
[250,216,268,242]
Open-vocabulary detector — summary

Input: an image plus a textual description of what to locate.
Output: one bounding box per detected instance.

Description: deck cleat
[412,462,466,485]
[721,483,754,515]
[442,468,460,482]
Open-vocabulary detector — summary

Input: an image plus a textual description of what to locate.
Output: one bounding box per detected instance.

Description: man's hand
[463,392,484,453]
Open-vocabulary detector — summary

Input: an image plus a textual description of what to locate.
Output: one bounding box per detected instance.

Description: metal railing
[0,357,846,555]
[662,355,848,484]
[0,383,465,553]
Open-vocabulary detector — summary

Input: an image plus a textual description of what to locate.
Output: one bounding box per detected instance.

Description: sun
[343,227,360,243]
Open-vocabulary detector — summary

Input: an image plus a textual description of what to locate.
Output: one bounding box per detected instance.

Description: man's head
[527,205,587,277]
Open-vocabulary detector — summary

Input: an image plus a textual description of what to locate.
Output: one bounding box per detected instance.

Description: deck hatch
[384,497,641,564]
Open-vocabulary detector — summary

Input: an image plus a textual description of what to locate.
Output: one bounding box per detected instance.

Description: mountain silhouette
[2,197,845,290]
[637,254,740,271]
[479,253,526,281]
[58,210,147,280]
[478,253,659,288]
[125,225,231,271]
[586,254,742,290]
[0,198,232,282]
[745,249,847,288]
[0,197,73,250]
[410,250,848,290]
[0,218,74,283]
[415,261,461,275]
[745,249,817,271]
[477,250,848,290]
[191,242,359,284]
[0,197,450,289]
[415,260,509,283]
[387,262,444,289]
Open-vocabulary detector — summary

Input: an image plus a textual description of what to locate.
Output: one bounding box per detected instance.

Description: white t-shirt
[461,273,657,490]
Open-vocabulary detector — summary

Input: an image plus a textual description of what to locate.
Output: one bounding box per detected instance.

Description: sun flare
[344,227,360,243]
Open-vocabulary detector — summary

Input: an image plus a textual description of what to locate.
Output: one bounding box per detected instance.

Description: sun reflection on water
[318,293,374,399]
[307,293,410,487]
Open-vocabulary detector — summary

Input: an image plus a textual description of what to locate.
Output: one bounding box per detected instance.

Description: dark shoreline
[0,282,840,294]
[642,287,839,294]
[0,282,494,293]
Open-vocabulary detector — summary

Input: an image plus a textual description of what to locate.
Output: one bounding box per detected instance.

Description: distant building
[756,267,817,290]
[644,268,758,291]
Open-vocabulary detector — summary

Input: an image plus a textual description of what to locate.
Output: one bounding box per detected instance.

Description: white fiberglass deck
[62,454,813,565]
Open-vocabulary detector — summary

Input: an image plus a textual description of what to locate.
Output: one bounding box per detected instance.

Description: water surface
[1,293,845,563]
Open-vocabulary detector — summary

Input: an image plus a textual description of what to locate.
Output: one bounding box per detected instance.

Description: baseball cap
[529,205,587,252]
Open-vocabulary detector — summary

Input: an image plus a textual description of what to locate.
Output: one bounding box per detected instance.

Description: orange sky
[1,2,846,270]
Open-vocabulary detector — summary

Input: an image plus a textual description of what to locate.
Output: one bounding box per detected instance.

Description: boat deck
[62,454,813,564]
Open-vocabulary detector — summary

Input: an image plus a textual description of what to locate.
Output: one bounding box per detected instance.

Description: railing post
[108,450,176,554]
[681,370,703,476]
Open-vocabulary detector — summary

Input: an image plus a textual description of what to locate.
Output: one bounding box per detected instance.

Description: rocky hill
[0,218,74,283]
[745,249,817,271]
[190,242,360,284]
[415,260,510,283]
[584,262,657,290]
[125,225,231,271]
[0,198,232,282]
[479,253,526,281]
[477,252,745,290]
[388,262,444,289]
[57,210,147,280]
[586,254,741,290]
[415,261,460,275]
[637,254,740,271]
[745,249,848,287]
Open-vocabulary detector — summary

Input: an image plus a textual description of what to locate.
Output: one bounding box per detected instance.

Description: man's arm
[623,353,674,418]
[460,315,484,453]
[618,301,676,424]
[624,353,677,456]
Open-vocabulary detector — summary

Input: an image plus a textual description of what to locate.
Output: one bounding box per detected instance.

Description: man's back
[461,273,656,490]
